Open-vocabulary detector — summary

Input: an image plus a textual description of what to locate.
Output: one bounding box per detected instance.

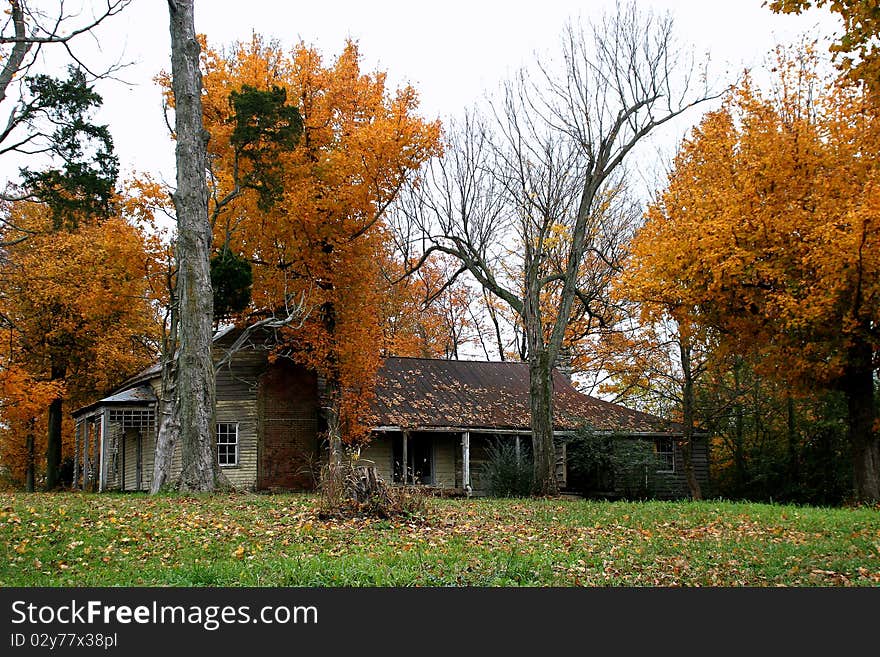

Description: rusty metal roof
[371,357,679,434]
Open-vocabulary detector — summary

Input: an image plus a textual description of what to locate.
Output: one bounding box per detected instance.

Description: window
[216,423,239,467]
[655,437,674,473]
[108,408,155,429]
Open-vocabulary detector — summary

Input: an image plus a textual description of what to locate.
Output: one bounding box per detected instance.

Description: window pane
[216,423,238,467]
[655,437,674,472]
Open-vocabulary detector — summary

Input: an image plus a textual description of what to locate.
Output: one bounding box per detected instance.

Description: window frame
[654,436,675,473]
[216,422,239,468]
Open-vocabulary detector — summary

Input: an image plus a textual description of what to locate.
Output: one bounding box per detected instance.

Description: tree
[0,200,160,490]
[1,0,130,201]
[0,62,124,488]
[769,1,880,88]
[380,252,489,360]
[164,0,217,493]
[597,305,712,499]
[394,3,713,494]
[629,51,880,501]
[180,36,441,478]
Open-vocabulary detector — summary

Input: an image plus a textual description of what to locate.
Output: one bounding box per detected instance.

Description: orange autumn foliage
[625,47,880,499]
[0,200,161,485]
[184,36,442,443]
[628,54,879,387]
[770,1,880,91]
[380,252,489,360]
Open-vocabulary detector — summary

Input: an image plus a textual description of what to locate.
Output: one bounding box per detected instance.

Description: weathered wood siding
[432,436,456,488]
[117,339,272,492]
[121,428,141,490]
[359,437,393,482]
[121,427,158,491]
[650,437,710,499]
[564,435,710,499]
[214,347,266,489]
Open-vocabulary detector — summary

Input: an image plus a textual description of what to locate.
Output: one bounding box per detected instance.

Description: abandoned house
[71,328,708,497]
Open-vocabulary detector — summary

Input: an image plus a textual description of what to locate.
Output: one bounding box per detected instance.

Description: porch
[357,428,567,495]
[72,395,157,492]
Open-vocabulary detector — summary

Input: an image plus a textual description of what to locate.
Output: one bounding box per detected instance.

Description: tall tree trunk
[528,350,557,495]
[321,299,344,486]
[483,290,506,361]
[843,338,879,503]
[679,337,702,500]
[168,0,216,492]
[151,396,179,493]
[44,363,65,490]
[0,1,31,106]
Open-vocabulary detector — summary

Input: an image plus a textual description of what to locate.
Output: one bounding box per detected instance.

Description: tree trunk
[0,1,32,106]
[679,338,702,500]
[528,351,557,495]
[44,364,65,490]
[168,0,216,492]
[843,338,879,503]
[25,427,35,492]
[325,382,343,486]
[151,287,180,494]
[151,395,179,493]
[732,358,747,493]
[786,392,799,485]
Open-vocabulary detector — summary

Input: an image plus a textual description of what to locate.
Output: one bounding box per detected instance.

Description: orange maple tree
[0,199,161,488]
[183,36,441,449]
[625,49,880,501]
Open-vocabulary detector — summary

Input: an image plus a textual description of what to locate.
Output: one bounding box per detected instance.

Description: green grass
[1,492,878,586]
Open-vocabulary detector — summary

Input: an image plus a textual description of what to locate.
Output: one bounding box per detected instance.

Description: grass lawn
[1,492,878,586]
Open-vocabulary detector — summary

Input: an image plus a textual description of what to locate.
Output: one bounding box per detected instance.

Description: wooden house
[71,328,708,497]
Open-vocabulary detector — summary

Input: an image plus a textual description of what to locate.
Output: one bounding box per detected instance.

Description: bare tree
[1,0,130,99]
[394,2,715,494]
[167,0,216,492]
[0,0,130,168]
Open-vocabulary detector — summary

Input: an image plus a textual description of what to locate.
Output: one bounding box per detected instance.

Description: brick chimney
[554,347,573,383]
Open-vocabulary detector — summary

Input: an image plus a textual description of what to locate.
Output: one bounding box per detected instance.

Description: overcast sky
[4,0,842,192]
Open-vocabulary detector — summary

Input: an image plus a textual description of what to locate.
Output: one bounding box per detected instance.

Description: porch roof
[72,385,157,419]
[370,357,680,434]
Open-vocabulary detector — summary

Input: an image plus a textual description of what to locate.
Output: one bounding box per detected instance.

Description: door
[393,434,434,485]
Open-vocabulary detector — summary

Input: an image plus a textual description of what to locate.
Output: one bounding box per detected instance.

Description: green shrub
[481,439,533,497]
[567,428,657,499]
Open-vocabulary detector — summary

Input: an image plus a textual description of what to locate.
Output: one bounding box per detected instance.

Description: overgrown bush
[481,439,533,497]
[316,456,426,520]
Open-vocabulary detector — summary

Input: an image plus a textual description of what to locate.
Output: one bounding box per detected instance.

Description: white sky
[3,0,841,192]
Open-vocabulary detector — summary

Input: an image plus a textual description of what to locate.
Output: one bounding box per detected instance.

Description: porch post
[98,412,108,492]
[121,431,126,492]
[462,431,471,496]
[89,418,100,493]
[82,421,91,491]
[515,435,521,464]
[401,429,409,485]
[73,420,81,490]
[90,418,99,491]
